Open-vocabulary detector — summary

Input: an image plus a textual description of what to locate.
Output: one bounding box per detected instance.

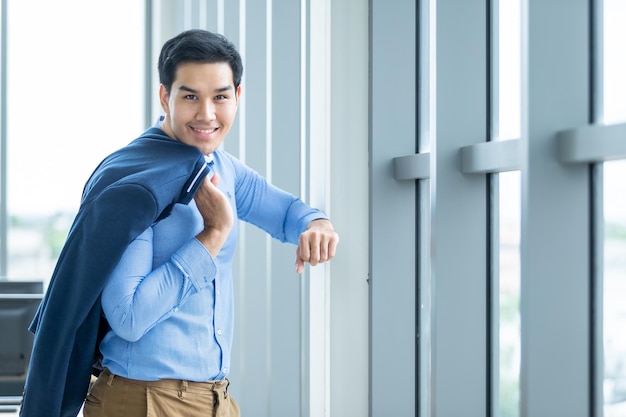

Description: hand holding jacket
[194,173,234,258]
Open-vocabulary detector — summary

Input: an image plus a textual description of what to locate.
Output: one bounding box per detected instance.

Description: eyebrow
[179,85,234,94]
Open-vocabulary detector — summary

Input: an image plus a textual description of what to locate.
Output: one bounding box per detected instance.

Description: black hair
[158,29,243,93]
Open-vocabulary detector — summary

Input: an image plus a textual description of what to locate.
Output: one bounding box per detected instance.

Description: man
[20,29,338,417]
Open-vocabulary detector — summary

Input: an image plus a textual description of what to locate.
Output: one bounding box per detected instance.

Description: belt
[101,368,230,397]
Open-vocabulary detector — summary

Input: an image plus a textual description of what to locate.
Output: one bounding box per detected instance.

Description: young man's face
[159,61,241,155]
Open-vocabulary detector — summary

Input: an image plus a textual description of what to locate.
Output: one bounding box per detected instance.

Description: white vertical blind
[150,1,363,416]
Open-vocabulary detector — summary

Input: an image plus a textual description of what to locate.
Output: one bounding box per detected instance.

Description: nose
[197,99,216,121]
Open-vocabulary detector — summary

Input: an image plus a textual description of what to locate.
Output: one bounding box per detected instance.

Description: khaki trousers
[83,368,240,417]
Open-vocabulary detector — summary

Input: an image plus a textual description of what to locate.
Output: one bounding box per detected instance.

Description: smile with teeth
[192,126,218,134]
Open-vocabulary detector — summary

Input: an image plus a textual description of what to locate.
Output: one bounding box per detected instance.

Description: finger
[308,237,321,266]
[298,234,311,264]
[318,235,329,262]
[327,234,338,260]
[210,172,220,186]
[314,233,338,264]
[316,238,333,264]
[310,231,326,266]
[295,252,305,274]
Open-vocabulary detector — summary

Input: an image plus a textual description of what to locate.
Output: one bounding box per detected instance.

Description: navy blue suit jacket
[19,128,211,417]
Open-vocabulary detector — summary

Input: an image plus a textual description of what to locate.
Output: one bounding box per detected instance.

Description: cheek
[170,104,193,124]
[219,106,238,125]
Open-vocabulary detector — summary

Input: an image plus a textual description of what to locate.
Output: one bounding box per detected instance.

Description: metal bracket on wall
[557,122,626,164]
[460,139,521,174]
[393,138,523,180]
[393,152,430,180]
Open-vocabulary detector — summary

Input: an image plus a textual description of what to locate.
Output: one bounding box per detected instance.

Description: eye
[184,94,198,100]
[215,94,228,100]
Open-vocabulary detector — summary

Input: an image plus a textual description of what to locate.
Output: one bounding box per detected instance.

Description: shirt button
[222,367,228,373]
[216,289,221,296]
[217,329,222,335]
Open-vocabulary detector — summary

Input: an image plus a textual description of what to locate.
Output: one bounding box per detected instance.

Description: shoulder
[214,148,239,165]
[213,149,252,174]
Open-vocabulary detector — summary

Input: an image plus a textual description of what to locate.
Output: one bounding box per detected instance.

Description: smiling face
[159,61,241,155]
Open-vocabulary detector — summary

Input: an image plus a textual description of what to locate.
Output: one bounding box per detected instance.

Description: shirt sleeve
[101,227,217,342]
[231,155,329,244]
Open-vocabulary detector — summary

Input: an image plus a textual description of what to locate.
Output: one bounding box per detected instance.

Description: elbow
[106,311,147,342]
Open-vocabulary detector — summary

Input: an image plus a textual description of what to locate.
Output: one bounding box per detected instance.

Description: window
[496,0,522,415]
[603,161,626,414]
[498,170,521,417]
[602,1,626,414]
[3,0,145,285]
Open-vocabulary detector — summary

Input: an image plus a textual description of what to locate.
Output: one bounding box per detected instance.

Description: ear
[235,85,242,105]
[159,84,170,114]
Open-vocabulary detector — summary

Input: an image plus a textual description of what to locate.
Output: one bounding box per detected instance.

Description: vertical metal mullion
[486,0,498,415]
[589,163,603,417]
[416,0,433,414]
[415,1,424,417]
[144,0,153,129]
[307,1,331,415]
[432,0,489,414]
[415,1,421,411]
[217,0,224,34]
[265,1,273,410]
[0,0,8,277]
[589,0,604,416]
[590,0,604,124]
[183,0,192,29]
[521,0,591,415]
[417,180,432,417]
[299,1,308,412]
[370,0,418,415]
[487,172,500,417]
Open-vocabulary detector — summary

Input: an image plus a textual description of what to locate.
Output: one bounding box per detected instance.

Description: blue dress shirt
[100,147,326,382]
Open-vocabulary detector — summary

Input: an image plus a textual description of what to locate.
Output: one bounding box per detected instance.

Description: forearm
[101,229,216,341]
[195,227,231,258]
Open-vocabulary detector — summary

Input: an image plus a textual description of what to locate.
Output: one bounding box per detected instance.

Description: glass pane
[497,0,521,141]
[496,0,522,416]
[603,0,626,125]
[5,0,145,286]
[603,0,626,415]
[603,161,626,416]
[498,171,521,417]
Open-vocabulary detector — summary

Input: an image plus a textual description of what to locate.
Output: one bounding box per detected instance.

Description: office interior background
[1,0,625,416]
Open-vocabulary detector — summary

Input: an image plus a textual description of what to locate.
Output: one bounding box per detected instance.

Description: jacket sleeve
[21,184,159,417]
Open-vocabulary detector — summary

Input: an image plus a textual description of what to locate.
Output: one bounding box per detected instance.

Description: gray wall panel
[233,2,272,415]
[329,0,370,415]
[521,0,591,415]
[433,0,489,415]
[269,1,303,416]
[370,0,417,415]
